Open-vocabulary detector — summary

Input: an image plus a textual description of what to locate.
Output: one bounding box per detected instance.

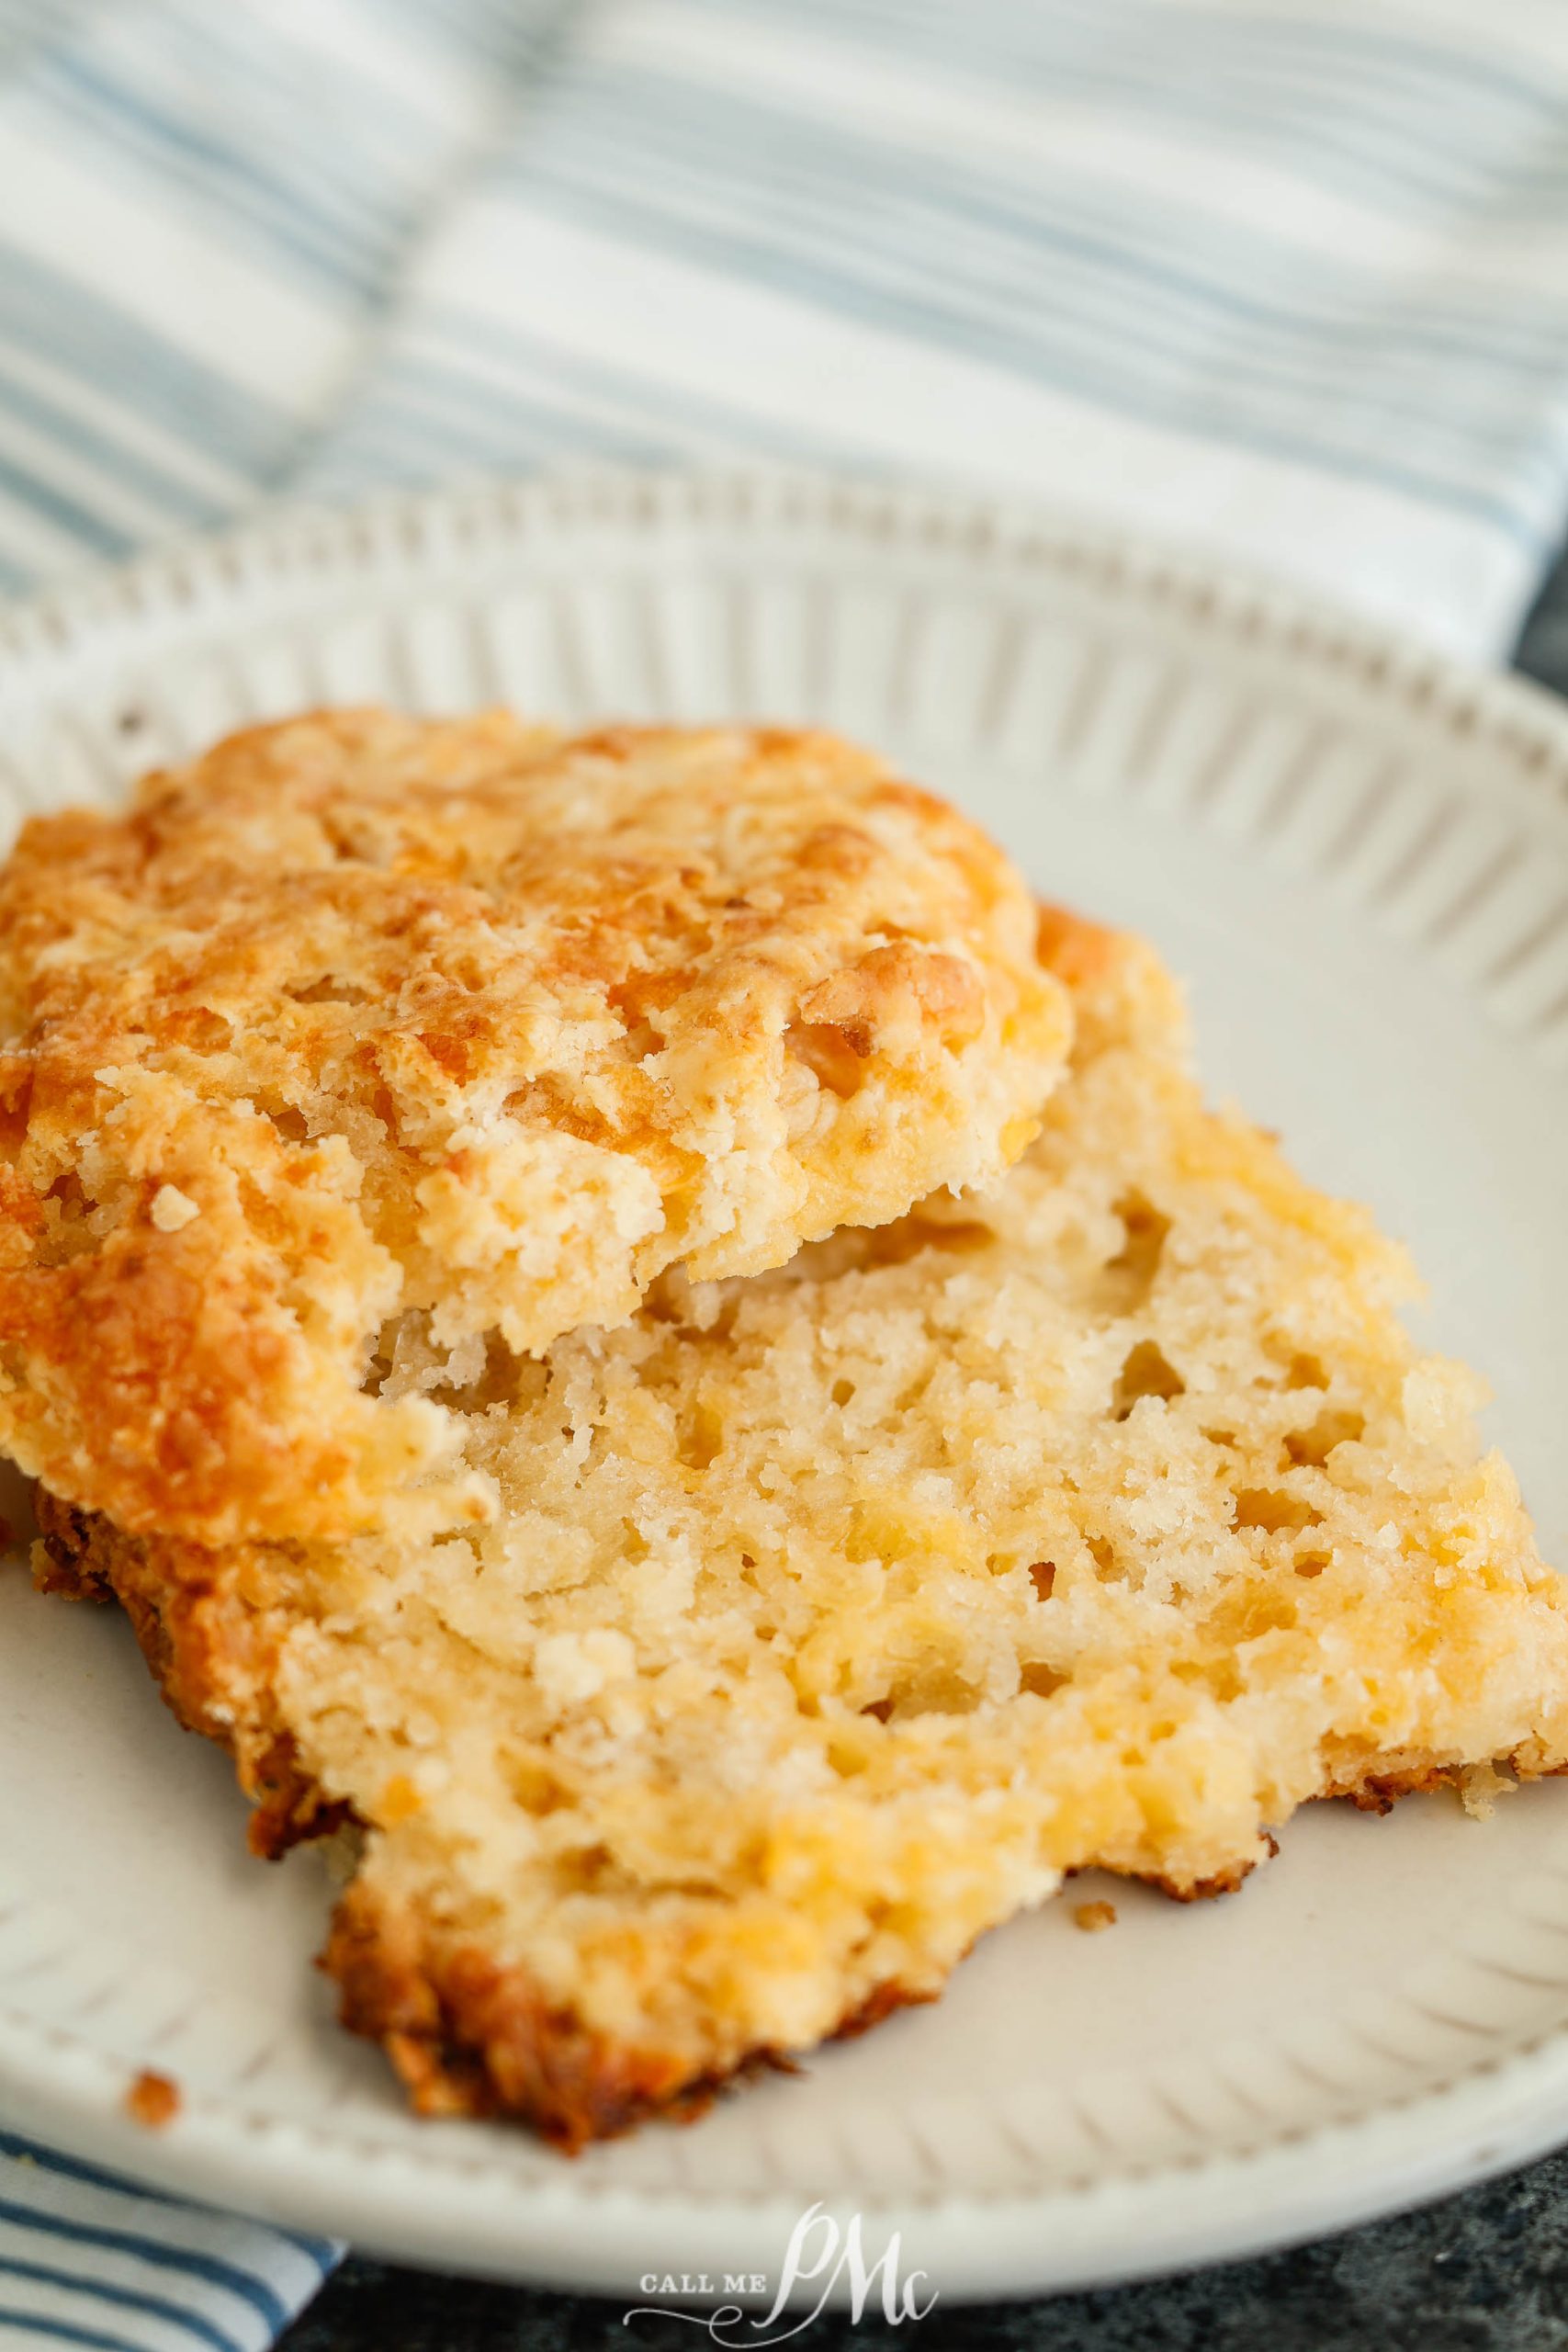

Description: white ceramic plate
[4,469,1568,2308]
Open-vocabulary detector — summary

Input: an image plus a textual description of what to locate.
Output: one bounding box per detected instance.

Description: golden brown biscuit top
[0,707,1069,1544]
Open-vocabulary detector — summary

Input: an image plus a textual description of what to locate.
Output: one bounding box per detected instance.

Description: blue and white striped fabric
[0,0,564,589]
[0,0,1562,650]
[300,0,1568,655]
[6,3,1568,2345]
[0,2132,335,2351]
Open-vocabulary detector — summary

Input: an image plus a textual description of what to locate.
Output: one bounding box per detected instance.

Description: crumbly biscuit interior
[173,915,1568,2086]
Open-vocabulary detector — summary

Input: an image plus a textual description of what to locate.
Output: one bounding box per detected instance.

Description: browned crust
[1324,1757,1568,1812]
[319,1882,938,2153]
[31,1493,109,1600]
[829,1978,938,2041]
[1149,1835,1280,1904]
[1325,1765,1451,1816]
[319,1883,738,2150]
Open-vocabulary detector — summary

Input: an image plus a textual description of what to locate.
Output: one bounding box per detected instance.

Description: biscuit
[0,709,1068,1544]
[37,907,1568,2146]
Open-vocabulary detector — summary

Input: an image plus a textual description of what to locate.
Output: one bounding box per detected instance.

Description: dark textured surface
[279,542,1568,2351]
[285,2149,1568,2348]
[1518,537,1568,700]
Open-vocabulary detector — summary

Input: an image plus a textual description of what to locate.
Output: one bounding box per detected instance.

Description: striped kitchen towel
[0,2132,335,2352]
[0,0,565,591]
[299,0,1568,656]
[0,0,1566,651]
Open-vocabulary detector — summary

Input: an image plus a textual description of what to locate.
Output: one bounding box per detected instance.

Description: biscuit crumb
[149,1184,200,1233]
[1074,1900,1118,1934]
[125,2068,180,2129]
[1460,1760,1517,1819]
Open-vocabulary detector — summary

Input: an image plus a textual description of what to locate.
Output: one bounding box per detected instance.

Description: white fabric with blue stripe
[0,0,1556,647]
[5,2,1568,2344]
[0,2133,334,2352]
